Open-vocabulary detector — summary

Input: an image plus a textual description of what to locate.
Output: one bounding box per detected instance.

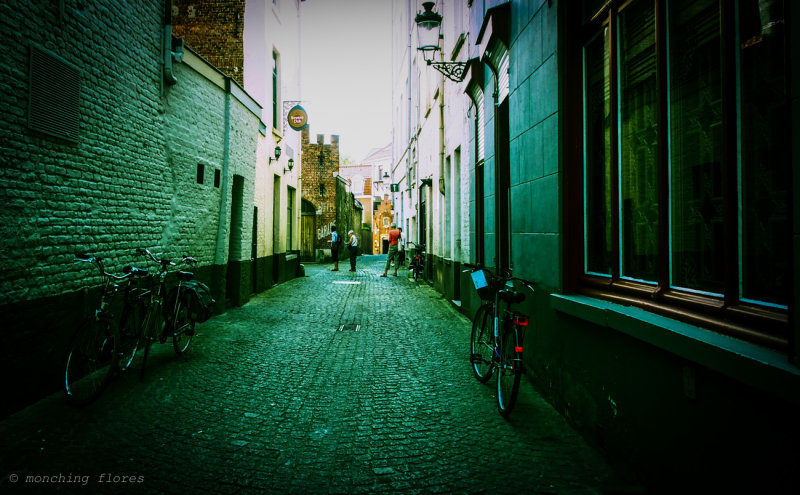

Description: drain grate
[337,323,361,332]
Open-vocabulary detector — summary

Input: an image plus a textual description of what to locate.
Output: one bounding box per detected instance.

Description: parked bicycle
[118,247,213,378]
[408,242,426,281]
[64,248,215,406]
[464,263,535,417]
[63,253,147,406]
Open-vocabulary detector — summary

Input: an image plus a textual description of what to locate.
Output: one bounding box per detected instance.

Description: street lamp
[415,2,467,82]
[284,158,294,175]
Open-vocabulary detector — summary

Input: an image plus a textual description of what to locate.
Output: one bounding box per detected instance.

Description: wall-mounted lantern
[269,145,282,164]
[415,2,467,82]
[284,158,294,175]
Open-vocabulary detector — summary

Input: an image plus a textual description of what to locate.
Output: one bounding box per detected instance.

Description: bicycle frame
[467,265,534,417]
[64,254,137,405]
[408,243,426,280]
[133,248,198,375]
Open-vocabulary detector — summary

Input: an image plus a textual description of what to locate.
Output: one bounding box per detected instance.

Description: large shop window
[578,0,789,350]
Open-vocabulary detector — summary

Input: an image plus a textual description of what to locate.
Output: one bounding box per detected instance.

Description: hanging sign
[287,105,308,131]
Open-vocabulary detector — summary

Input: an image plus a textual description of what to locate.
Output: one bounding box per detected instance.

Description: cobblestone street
[0,256,624,494]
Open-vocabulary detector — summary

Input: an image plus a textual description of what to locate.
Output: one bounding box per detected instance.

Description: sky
[300,0,394,163]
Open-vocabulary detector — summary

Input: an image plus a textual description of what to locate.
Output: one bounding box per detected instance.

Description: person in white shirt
[346,230,358,271]
[330,226,340,271]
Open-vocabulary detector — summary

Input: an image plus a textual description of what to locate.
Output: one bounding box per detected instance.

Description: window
[467,81,486,267]
[214,169,221,188]
[196,163,205,184]
[28,45,80,142]
[272,51,279,130]
[576,0,789,349]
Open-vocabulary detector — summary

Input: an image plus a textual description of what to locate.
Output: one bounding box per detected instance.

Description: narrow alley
[0,256,624,494]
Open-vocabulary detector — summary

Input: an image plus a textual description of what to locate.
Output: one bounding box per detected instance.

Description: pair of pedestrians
[330,226,358,272]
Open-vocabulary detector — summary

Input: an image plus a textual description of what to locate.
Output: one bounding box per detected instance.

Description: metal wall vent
[28,45,81,142]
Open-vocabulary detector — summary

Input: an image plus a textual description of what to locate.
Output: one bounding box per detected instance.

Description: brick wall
[0,0,167,306]
[0,0,262,417]
[300,128,341,251]
[171,0,246,87]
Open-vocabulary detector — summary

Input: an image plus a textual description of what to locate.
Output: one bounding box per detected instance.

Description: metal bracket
[428,61,468,82]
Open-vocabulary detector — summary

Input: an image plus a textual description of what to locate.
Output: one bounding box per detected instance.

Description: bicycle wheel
[138,304,162,378]
[64,317,118,406]
[171,293,195,355]
[470,304,494,383]
[497,324,522,417]
[116,302,144,372]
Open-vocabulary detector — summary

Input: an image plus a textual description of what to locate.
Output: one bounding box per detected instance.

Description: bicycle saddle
[499,289,525,304]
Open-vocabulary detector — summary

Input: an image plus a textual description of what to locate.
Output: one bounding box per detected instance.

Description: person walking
[346,229,358,271]
[330,226,340,271]
[380,223,401,277]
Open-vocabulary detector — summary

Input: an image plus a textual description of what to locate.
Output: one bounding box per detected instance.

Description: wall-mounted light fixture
[415,2,467,82]
[269,145,282,164]
[439,176,446,195]
[284,158,294,175]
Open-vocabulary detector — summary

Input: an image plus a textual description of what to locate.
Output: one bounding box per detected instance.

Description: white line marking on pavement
[332,281,361,285]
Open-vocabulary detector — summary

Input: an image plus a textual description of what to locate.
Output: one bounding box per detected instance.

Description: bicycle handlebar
[123,266,150,277]
[137,248,197,268]
[74,253,135,281]
[461,263,535,291]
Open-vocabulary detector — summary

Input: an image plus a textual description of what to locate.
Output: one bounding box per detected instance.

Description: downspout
[215,77,233,267]
[163,0,177,86]
[439,48,445,261]
[404,0,412,238]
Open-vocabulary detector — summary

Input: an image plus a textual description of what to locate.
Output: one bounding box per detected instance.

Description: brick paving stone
[0,255,631,494]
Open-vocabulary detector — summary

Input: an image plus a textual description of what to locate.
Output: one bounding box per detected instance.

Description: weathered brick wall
[0,0,261,417]
[164,53,259,268]
[171,0,246,87]
[300,128,341,251]
[0,0,167,305]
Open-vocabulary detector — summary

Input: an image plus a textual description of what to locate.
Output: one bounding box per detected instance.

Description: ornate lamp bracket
[427,61,467,82]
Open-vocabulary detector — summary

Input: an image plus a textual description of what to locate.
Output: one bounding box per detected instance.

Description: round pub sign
[287,105,308,131]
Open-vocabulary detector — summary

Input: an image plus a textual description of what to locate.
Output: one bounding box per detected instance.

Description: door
[301,214,315,261]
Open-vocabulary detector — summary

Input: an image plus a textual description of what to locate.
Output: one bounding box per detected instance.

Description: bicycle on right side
[464,263,535,417]
[407,242,426,281]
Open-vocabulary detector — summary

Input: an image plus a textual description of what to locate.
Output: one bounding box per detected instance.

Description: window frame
[272,50,280,131]
[567,0,790,351]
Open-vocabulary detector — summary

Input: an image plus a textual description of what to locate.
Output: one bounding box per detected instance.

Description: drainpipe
[163,0,177,86]
[439,48,445,261]
[214,77,232,267]
[403,0,412,238]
